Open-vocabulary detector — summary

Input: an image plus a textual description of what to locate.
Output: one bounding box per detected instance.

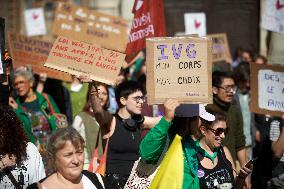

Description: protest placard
[8,33,72,82]
[184,13,206,37]
[24,8,47,36]
[262,0,284,33]
[207,33,232,63]
[44,36,125,85]
[146,37,213,105]
[250,63,284,117]
[52,2,128,52]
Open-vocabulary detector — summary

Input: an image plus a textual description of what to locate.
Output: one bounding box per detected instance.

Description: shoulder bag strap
[42,93,55,114]
[3,168,22,189]
[95,117,115,176]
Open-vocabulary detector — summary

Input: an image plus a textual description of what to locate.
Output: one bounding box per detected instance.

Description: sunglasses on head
[207,127,228,136]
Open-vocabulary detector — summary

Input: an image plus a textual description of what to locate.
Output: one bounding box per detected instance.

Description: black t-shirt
[105,115,141,175]
[198,148,235,189]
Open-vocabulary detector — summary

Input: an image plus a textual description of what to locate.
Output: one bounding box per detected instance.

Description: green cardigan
[139,117,200,189]
[14,92,60,143]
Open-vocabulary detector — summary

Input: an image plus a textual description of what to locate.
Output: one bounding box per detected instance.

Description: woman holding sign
[139,99,253,189]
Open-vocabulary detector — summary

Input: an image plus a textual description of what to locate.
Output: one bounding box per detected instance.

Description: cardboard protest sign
[24,8,47,36]
[52,2,128,52]
[207,33,232,63]
[262,0,284,33]
[250,63,284,117]
[8,33,72,82]
[44,36,125,85]
[146,37,213,105]
[0,17,4,74]
[184,13,206,37]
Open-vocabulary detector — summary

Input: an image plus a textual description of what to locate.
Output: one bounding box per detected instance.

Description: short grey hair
[11,67,35,83]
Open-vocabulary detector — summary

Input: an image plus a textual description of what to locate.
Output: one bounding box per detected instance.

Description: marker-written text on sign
[52,37,120,71]
[155,43,203,87]
[259,69,284,112]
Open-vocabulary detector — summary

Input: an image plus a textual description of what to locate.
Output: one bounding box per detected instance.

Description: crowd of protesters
[0,47,283,189]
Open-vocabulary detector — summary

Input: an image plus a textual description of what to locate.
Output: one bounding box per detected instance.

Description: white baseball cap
[175,104,215,122]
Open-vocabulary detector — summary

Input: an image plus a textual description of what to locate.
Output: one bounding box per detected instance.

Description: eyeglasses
[131,96,146,103]
[217,85,237,93]
[207,127,228,136]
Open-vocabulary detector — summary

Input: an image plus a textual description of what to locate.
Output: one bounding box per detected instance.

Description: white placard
[24,8,47,36]
[262,0,284,33]
[258,69,284,112]
[184,13,206,37]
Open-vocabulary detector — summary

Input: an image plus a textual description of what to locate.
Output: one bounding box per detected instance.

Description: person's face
[121,90,145,115]
[242,52,252,62]
[255,57,264,65]
[13,75,33,97]
[55,140,84,181]
[203,121,227,149]
[115,74,125,86]
[238,80,250,94]
[213,78,236,103]
[97,85,108,107]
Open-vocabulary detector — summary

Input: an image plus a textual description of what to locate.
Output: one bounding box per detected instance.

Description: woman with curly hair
[0,106,45,189]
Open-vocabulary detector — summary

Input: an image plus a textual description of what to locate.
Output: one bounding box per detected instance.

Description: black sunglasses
[207,127,228,136]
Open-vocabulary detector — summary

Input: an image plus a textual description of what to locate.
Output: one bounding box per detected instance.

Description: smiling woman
[27,127,110,189]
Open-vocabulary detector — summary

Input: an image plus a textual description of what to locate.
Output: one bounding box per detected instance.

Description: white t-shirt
[0,142,46,189]
[42,175,99,189]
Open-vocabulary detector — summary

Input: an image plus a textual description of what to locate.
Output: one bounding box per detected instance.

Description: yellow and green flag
[149,134,184,189]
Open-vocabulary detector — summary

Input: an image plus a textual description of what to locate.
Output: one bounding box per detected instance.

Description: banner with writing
[250,63,284,117]
[146,37,213,105]
[44,36,125,85]
[207,33,232,63]
[52,2,128,52]
[125,0,166,57]
[8,33,72,82]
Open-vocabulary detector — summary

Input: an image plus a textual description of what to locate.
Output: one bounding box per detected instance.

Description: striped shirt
[270,120,284,162]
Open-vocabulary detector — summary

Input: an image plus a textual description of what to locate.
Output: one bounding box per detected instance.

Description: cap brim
[200,112,215,122]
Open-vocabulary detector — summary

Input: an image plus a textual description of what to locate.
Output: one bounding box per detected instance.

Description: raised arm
[139,99,179,164]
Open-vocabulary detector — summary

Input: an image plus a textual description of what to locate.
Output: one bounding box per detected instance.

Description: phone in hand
[245,157,258,168]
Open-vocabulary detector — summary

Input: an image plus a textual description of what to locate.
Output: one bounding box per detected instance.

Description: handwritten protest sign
[8,33,72,82]
[250,63,284,117]
[146,37,213,105]
[207,33,232,63]
[44,36,125,85]
[52,2,128,52]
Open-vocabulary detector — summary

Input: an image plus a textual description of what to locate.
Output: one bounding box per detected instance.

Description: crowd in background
[0,47,284,189]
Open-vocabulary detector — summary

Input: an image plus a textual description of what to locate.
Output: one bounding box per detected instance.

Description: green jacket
[14,92,59,143]
[205,96,246,161]
[139,117,199,189]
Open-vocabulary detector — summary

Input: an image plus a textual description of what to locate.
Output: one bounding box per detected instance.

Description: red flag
[125,0,166,59]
